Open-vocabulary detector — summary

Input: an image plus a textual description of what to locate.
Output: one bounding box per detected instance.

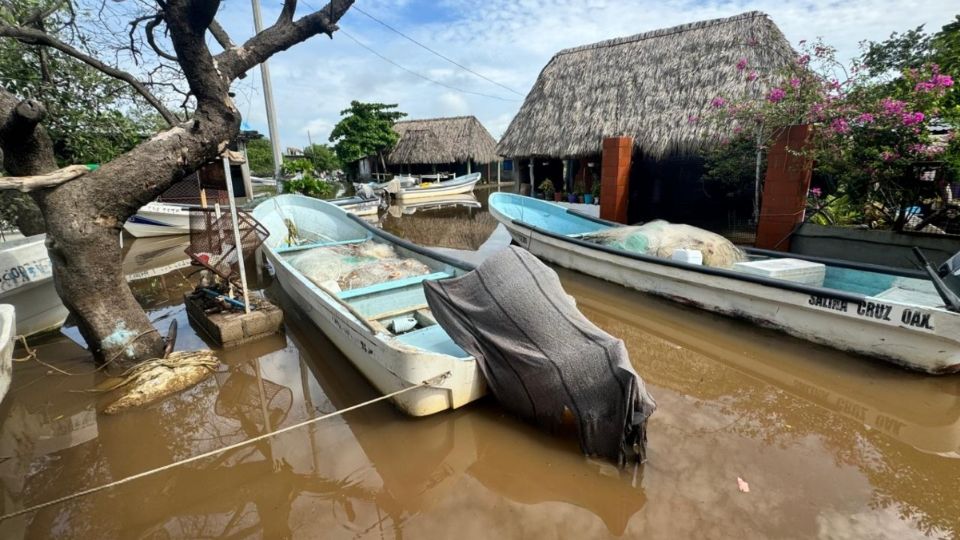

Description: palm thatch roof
[388,129,448,164]
[496,11,795,160]
[389,116,499,165]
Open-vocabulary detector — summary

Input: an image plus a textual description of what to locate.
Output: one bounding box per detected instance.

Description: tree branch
[278,0,297,24]
[0,23,178,126]
[145,16,177,62]
[0,164,91,191]
[208,19,235,49]
[216,0,354,81]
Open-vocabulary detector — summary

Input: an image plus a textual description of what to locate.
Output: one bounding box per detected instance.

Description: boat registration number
[0,258,53,292]
[807,295,936,332]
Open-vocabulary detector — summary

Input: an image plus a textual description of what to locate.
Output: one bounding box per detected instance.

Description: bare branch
[145,16,177,61]
[217,0,354,81]
[278,0,297,24]
[21,0,67,27]
[208,19,235,49]
[0,164,91,192]
[0,23,178,126]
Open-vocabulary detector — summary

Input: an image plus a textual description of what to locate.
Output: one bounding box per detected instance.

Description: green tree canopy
[328,101,406,166]
[303,143,340,172]
[245,137,275,177]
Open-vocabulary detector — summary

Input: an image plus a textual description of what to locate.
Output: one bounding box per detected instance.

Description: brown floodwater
[1,185,959,539]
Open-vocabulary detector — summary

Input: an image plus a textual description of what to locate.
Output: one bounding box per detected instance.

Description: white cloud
[219,0,958,148]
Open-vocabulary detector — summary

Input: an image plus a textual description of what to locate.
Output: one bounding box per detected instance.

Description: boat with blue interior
[252,194,486,415]
[489,193,960,374]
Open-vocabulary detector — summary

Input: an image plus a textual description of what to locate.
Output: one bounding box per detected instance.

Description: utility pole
[251,0,283,191]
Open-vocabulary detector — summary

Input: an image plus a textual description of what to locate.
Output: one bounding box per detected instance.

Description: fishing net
[287,241,432,292]
[423,246,657,466]
[581,220,746,268]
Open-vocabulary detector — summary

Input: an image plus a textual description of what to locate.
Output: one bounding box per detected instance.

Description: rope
[0,371,451,522]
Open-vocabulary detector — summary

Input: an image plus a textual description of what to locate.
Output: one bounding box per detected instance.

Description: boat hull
[395,174,481,201]
[123,202,192,237]
[490,201,960,374]
[0,304,13,403]
[0,235,69,336]
[254,195,486,416]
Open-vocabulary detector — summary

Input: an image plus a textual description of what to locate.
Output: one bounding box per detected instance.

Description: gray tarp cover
[423,246,656,465]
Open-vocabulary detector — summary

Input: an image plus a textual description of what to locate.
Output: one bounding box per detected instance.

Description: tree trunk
[0,95,56,235]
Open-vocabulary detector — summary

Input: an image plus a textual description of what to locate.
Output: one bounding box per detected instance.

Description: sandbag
[423,246,656,465]
[582,220,745,268]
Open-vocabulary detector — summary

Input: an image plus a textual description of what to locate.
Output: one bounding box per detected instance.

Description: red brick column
[755,125,814,251]
[600,136,632,223]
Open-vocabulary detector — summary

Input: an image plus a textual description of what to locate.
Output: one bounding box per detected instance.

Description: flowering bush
[703,32,959,231]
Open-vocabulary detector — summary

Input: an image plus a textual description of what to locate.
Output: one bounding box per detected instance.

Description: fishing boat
[352,176,418,195]
[387,193,481,217]
[395,172,481,201]
[0,304,14,403]
[329,189,382,217]
[252,194,486,415]
[123,201,193,237]
[0,235,70,337]
[489,193,960,374]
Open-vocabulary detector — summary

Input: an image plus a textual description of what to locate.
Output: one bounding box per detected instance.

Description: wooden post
[755,125,814,251]
[529,158,535,191]
[497,160,501,186]
[467,159,472,174]
[600,137,632,223]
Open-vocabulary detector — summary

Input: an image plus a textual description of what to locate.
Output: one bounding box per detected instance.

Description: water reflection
[1,214,959,539]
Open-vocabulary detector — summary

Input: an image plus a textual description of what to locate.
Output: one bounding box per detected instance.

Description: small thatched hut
[497,11,794,225]
[388,116,500,177]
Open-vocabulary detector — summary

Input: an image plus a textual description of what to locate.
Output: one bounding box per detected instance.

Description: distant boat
[0,235,70,337]
[0,304,14,403]
[387,193,481,217]
[329,189,382,216]
[253,194,486,416]
[489,193,960,374]
[394,173,481,201]
[123,202,193,237]
[352,176,418,195]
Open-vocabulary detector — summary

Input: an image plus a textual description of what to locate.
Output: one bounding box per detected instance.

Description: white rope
[0,371,450,522]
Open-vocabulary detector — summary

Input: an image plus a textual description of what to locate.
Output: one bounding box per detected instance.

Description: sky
[216,0,959,151]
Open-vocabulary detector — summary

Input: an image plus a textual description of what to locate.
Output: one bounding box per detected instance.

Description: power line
[337,28,518,102]
[350,5,525,97]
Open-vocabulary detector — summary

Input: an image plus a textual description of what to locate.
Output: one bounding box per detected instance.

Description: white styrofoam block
[672,248,703,265]
[733,258,826,286]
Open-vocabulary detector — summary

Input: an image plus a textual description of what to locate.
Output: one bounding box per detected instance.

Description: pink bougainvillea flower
[856,113,875,124]
[933,74,954,88]
[736,57,748,71]
[880,98,907,116]
[789,78,801,89]
[810,187,822,197]
[767,87,786,103]
[687,114,699,124]
[711,97,726,108]
[830,118,850,134]
[797,54,811,65]
[746,70,758,82]
[901,112,925,126]
[881,151,898,162]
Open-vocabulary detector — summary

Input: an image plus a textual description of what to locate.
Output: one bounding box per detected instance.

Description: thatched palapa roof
[389,116,499,165]
[496,11,795,160]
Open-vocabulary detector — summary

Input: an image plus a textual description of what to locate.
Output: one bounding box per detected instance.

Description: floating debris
[102,350,219,415]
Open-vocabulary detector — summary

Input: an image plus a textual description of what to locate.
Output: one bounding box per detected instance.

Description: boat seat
[393,325,470,358]
[275,236,370,254]
[339,271,451,318]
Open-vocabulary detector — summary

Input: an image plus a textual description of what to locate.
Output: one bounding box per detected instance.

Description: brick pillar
[755,125,814,251]
[600,136,632,223]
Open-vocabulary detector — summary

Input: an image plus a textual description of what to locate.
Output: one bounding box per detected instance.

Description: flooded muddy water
[1,185,959,538]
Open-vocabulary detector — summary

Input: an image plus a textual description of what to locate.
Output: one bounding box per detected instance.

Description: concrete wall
[791,224,960,269]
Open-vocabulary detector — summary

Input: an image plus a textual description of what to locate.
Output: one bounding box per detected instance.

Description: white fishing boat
[252,194,486,415]
[329,186,382,216]
[395,172,481,201]
[489,193,960,374]
[0,235,70,337]
[353,176,418,195]
[387,193,481,218]
[0,304,14,403]
[123,201,193,237]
